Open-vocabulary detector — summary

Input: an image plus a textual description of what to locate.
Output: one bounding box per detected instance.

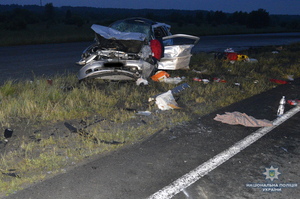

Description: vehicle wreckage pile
[76,17,199,84]
[75,17,297,112]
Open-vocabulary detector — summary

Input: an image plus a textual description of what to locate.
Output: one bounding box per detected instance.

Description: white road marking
[182,189,189,197]
[148,106,300,199]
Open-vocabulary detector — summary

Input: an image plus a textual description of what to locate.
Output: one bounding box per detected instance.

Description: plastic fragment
[47,79,53,86]
[151,71,169,82]
[155,90,180,110]
[270,79,289,84]
[149,83,190,102]
[213,77,226,83]
[4,129,13,139]
[136,78,148,86]
[136,111,152,116]
[193,78,209,83]
[287,99,299,106]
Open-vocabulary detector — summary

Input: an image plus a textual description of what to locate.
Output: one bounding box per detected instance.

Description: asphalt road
[192,32,300,53]
[0,42,92,85]
[0,32,299,85]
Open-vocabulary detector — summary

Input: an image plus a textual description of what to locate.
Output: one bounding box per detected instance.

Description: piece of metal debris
[4,129,13,139]
[0,169,20,178]
[136,111,151,116]
[149,83,190,102]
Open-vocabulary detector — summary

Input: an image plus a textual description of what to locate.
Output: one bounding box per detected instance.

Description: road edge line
[147,106,300,199]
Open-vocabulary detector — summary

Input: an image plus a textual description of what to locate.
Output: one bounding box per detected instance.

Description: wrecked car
[77,17,199,82]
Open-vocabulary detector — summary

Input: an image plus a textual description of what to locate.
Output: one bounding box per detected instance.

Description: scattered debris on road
[223,48,257,63]
[270,79,290,84]
[151,71,183,84]
[214,112,273,127]
[0,169,20,178]
[155,90,181,110]
[4,129,13,139]
[136,111,152,116]
[148,83,190,110]
[136,78,148,86]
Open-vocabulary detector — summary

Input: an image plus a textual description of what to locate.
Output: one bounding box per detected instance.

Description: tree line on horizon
[0,3,299,31]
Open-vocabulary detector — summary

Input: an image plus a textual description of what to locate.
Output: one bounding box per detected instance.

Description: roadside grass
[1,43,300,196]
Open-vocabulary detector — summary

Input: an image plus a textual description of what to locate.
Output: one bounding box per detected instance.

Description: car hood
[91,24,147,53]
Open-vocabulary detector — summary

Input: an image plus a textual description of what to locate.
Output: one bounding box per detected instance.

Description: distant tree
[288,20,300,29]
[212,11,227,25]
[0,12,8,24]
[0,8,39,24]
[5,17,27,30]
[44,3,55,21]
[177,20,185,27]
[247,9,270,28]
[194,11,204,26]
[65,12,84,27]
[145,12,155,20]
[184,13,194,24]
[168,12,183,23]
[229,11,248,25]
[65,9,72,20]
[270,15,280,27]
[205,12,212,24]
[1,8,41,30]
[280,21,287,28]
[72,15,84,27]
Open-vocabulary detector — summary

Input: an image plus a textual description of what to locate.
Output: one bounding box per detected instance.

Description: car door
[157,34,200,70]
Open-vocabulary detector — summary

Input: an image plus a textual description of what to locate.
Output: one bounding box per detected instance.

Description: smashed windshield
[109,19,152,41]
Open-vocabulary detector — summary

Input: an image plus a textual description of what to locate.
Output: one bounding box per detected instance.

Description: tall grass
[0,75,118,123]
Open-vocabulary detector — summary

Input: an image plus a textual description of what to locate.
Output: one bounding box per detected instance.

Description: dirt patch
[0,100,192,178]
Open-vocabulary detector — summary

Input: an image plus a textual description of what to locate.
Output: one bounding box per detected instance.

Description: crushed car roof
[91,24,148,41]
[112,17,171,29]
[91,17,171,42]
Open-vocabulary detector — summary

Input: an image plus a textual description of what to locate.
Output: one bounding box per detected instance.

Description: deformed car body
[77,18,199,82]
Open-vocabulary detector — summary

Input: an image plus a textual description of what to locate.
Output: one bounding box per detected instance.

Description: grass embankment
[0,22,294,46]
[1,43,300,195]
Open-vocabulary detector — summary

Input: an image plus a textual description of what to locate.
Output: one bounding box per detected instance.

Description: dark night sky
[0,0,299,15]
